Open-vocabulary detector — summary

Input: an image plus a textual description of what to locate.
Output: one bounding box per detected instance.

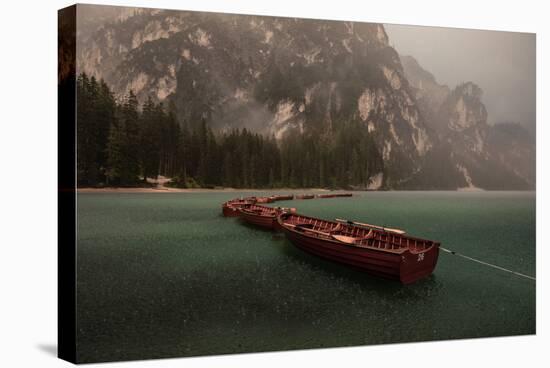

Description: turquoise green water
[76,191,535,363]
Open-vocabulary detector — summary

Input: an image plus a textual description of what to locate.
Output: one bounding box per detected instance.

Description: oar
[335,218,406,234]
[287,223,332,237]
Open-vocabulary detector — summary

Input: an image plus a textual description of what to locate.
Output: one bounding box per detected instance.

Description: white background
[0,0,547,366]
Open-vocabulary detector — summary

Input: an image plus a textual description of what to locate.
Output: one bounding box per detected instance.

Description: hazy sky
[385,24,535,129]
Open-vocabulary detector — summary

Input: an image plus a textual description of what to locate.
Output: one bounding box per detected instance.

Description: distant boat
[270,194,294,201]
[221,197,256,217]
[222,194,295,216]
[256,196,275,204]
[277,213,440,284]
[296,194,315,200]
[255,194,294,203]
[238,205,295,230]
[317,193,353,198]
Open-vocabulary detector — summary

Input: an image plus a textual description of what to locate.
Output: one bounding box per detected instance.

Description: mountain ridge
[76,6,534,190]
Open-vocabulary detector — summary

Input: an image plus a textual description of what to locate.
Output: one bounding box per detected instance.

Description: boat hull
[317,193,352,199]
[317,194,335,199]
[221,198,255,217]
[281,225,439,284]
[256,197,274,204]
[272,195,294,201]
[222,205,241,217]
[239,210,277,229]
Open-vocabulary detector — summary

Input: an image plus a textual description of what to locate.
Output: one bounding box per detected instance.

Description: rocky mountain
[76,6,534,190]
[401,55,535,189]
[400,55,450,135]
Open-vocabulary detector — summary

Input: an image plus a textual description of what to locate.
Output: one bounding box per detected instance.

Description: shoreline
[76,187,332,194]
[75,187,535,194]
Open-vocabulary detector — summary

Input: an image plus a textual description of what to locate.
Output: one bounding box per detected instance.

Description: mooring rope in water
[440,247,536,281]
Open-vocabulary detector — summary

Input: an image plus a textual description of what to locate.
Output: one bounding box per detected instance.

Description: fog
[76,6,536,131]
[385,24,535,130]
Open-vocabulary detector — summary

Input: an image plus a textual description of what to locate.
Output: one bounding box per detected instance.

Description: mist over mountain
[385,24,536,132]
[76,5,535,190]
[401,55,535,189]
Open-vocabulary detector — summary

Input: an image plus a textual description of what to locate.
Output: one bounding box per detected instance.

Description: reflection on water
[76,191,535,363]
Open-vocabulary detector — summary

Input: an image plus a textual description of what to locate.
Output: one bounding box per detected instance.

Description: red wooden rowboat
[221,197,256,217]
[317,193,353,198]
[238,205,295,230]
[222,194,295,217]
[277,213,440,284]
[296,194,315,200]
[256,196,275,204]
[255,194,294,204]
[270,194,294,201]
[316,194,336,198]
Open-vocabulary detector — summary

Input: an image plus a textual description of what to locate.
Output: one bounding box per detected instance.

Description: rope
[440,247,536,281]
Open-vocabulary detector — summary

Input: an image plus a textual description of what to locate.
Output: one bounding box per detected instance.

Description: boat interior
[281,214,435,253]
[241,204,278,216]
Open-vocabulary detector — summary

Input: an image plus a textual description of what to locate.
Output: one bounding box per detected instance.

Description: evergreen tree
[139,97,161,181]
[106,90,140,185]
[76,73,386,190]
[76,73,117,185]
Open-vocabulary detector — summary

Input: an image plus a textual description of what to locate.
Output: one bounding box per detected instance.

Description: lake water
[76,191,535,363]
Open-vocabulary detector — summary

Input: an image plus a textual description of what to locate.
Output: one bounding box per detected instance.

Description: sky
[384,24,535,130]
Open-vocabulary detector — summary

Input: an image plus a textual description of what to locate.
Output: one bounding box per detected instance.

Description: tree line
[76,73,383,189]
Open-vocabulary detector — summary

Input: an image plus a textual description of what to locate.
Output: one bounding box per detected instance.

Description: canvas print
[58,4,536,364]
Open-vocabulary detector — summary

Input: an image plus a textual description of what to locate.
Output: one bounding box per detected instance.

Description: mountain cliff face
[400,55,450,136]
[77,8,435,188]
[401,55,535,189]
[76,6,534,190]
